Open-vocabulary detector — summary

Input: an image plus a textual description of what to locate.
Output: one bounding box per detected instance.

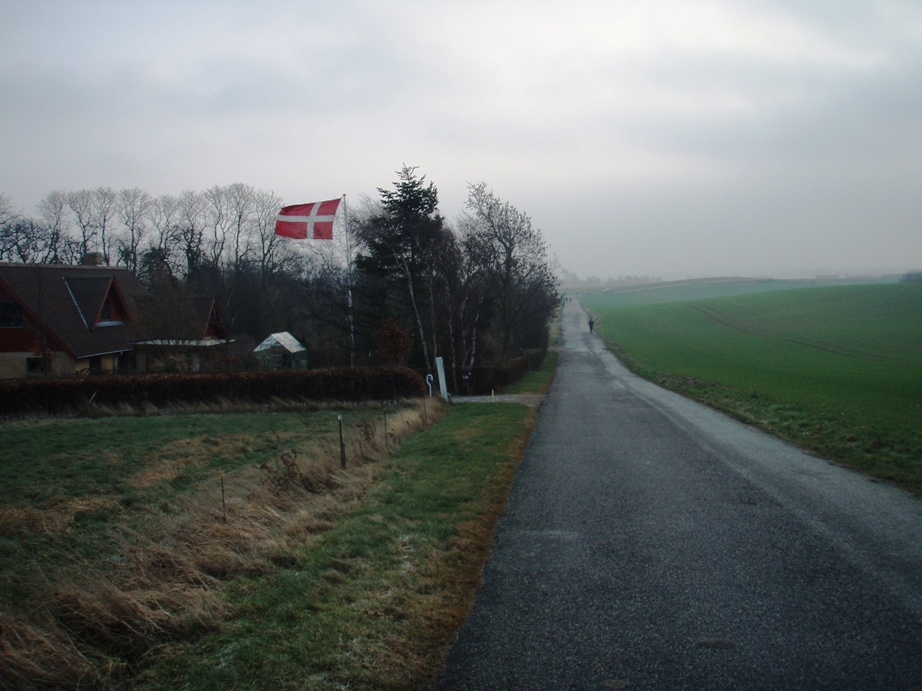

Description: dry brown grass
[0,400,442,690]
[0,496,121,537]
[0,616,97,690]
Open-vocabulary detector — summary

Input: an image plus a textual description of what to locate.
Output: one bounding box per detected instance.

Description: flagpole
[344,194,355,368]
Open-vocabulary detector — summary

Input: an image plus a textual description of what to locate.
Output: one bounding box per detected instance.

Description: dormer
[203,299,226,339]
[64,275,132,330]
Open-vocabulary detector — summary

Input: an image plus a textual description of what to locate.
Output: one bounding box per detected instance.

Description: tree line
[0,167,559,378]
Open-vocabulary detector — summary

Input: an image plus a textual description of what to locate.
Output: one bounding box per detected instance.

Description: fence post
[338,415,346,469]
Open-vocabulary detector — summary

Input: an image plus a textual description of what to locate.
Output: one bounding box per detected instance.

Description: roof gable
[202,299,225,339]
[130,294,227,344]
[63,276,114,328]
[254,332,306,354]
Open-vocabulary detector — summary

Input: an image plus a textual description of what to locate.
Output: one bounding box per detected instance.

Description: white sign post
[435,356,449,401]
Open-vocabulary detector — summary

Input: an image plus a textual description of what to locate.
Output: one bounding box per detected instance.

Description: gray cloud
[0,0,919,278]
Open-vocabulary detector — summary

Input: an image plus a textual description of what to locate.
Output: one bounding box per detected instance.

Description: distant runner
[588,318,594,333]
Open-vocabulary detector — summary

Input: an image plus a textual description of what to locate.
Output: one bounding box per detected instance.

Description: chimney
[82,252,104,266]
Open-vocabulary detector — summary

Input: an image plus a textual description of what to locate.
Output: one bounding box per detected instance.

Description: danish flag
[274,198,342,240]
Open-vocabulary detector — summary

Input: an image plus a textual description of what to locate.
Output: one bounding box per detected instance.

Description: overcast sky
[1,0,920,279]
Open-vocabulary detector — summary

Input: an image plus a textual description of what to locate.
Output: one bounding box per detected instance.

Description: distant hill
[575,275,900,306]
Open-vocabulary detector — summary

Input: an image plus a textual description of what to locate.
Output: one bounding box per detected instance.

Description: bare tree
[0,193,15,227]
[253,188,292,277]
[199,184,259,333]
[0,194,19,261]
[203,185,229,269]
[38,191,75,264]
[67,189,96,260]
[2,217,39,263]
[463,182,558,358]
[148,194,180,256]
[224,182,256,273]
[176,190,206,278]
[92,186,117,264]
[448,225,492,370]
[116,187,151,273]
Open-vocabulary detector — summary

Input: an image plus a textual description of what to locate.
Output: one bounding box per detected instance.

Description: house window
[0,301,23,328]
[27,357,50,373]
[97,296,125,326]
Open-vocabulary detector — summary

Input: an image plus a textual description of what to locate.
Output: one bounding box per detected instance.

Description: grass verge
[502,351,558,395]
[136,402,534,689]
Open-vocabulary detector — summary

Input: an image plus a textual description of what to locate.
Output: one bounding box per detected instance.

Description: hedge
[451,349,546,395]
[0,367,426,416]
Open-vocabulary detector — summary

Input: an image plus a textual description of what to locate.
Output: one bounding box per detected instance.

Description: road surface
[440,299,922,690]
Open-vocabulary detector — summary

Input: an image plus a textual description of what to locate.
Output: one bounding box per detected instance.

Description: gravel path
[440,299,922,690]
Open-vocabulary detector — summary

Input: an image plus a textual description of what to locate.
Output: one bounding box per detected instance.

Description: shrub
[452,349,547,395]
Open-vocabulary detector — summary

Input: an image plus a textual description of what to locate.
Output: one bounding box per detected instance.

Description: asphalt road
[440,299,922,690]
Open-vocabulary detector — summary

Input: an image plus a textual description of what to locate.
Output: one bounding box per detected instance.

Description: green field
[577,275,899,306]
[581,280,922,493]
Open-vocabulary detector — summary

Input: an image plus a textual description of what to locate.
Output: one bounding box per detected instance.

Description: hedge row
[452,349,546,395]
[0,367,426,416]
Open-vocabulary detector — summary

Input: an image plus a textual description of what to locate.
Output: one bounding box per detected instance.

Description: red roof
[0,263,153,359]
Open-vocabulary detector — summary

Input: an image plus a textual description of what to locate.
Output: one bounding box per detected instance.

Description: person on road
[588,318,594,333]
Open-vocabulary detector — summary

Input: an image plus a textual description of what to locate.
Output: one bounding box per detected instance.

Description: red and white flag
[274,198,342,240]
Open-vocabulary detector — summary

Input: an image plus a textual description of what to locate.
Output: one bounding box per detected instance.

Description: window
[96,296,125,326]
[27,357,49,373]
[0,301,24,328]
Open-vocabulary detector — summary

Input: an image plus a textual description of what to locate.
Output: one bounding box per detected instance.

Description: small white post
[435,356,449,400]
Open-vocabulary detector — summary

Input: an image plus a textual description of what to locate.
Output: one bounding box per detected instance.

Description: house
[0,260,228,378]
[253,332,307,370]
[131,295,230,373]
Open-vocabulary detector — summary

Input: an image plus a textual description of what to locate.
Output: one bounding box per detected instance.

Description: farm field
[581,281,922,493]
[577,275,899,305]
[0,401,536,689]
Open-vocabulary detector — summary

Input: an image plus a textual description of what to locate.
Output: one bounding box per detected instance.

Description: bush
[452,349,546,395]
[0,367,425,416]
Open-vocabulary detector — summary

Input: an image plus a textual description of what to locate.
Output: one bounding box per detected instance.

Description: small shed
[253,332,308,370]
